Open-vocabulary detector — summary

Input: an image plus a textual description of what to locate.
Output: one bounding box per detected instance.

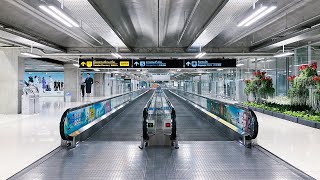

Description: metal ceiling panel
[60,0,127,49]
[0,29,62,52]
[190,0,253,48]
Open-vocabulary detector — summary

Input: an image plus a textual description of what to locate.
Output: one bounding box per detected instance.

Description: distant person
[57,81,61,91]
[54,81,57,91]
[85,73,93,97]
[34,76,38,87]
[49,76,54,91]
[80,73,86,97]
[42,77,46,93]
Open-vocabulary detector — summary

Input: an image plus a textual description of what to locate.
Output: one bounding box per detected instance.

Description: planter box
[298,118,317,128]
[263,110,273,116]
[273,112,285,119]
[283,115,298,123]
[245,104,320,129]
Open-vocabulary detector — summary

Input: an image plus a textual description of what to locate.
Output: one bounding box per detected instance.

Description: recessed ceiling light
[236,64,245,67]
[73,63,80,67]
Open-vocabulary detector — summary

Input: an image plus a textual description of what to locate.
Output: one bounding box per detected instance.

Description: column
[104,74,112,97]
[94,73,104,97]
[64,64,80,102]
[0,49,24,114]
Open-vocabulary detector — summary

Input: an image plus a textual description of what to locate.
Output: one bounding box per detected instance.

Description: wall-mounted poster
[24,72,64,97]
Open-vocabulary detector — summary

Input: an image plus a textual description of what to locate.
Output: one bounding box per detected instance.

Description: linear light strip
[111,53,122,59]
[238,6,267,27]
[244,6,277,26]
[196,52,206,58]
[48,6,79,27]
[39,5,72,27]
[21,52,42,58]
[274,52,294,57]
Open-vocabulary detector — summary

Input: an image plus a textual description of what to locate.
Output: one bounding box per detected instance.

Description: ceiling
[0,0,320,62]
[25,58,64,72]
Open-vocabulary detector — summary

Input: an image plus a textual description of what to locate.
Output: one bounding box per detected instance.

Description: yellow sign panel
[86,61,93,68]
[120,61,130,67]
[81,62,86,66]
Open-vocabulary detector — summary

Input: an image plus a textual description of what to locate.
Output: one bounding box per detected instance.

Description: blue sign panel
[185,59,236,68]
[133,59,184,68]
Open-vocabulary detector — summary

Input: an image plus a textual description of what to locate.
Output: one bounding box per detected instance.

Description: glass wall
[175,45,320,103]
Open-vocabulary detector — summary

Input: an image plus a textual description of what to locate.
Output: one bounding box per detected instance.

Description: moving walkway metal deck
[10,90,311,180]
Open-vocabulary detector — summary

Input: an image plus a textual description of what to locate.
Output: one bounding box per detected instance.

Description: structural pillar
[0,49,24,114]
[64,64,80,102]
[94,73,104,97]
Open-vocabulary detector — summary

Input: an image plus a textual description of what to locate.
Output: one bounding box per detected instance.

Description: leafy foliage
[288,62,318,105]
[243,102,320,122]
[244,71,275,102]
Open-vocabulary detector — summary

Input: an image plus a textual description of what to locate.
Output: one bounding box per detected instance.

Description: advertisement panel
[206,99,257,138]
[64,100,112,136]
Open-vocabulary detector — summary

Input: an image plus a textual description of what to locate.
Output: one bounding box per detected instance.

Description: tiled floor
[8,90,312,180]
[0,95,130,180]
[171,90,320,179]
[11,141,308,180]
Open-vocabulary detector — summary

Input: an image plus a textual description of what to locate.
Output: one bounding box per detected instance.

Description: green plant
[288,62,318,106]
[243,101,320,122]
[243,71,275,102]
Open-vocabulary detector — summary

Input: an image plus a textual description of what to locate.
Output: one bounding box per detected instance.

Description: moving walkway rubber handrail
[142,89,177,141]
[60,89,147,141]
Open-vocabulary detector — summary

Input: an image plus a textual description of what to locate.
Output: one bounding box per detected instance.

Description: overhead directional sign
[184,59,236,68]
[132,59,184,68]
[79,59,132,68]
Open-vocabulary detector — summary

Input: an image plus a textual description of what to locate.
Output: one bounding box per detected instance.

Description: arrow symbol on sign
[134,61,139,66]
[186,61,191,66]
[81,62,86,66]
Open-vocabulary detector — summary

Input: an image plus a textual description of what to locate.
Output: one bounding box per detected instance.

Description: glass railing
[60,89,149,140]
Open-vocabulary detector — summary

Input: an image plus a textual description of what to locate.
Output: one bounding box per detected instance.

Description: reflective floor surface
[0,96,124,180]
[11,141,309,180]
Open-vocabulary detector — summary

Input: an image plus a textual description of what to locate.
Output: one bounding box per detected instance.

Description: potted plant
[288,62,318,106]
[244,71,275,103]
